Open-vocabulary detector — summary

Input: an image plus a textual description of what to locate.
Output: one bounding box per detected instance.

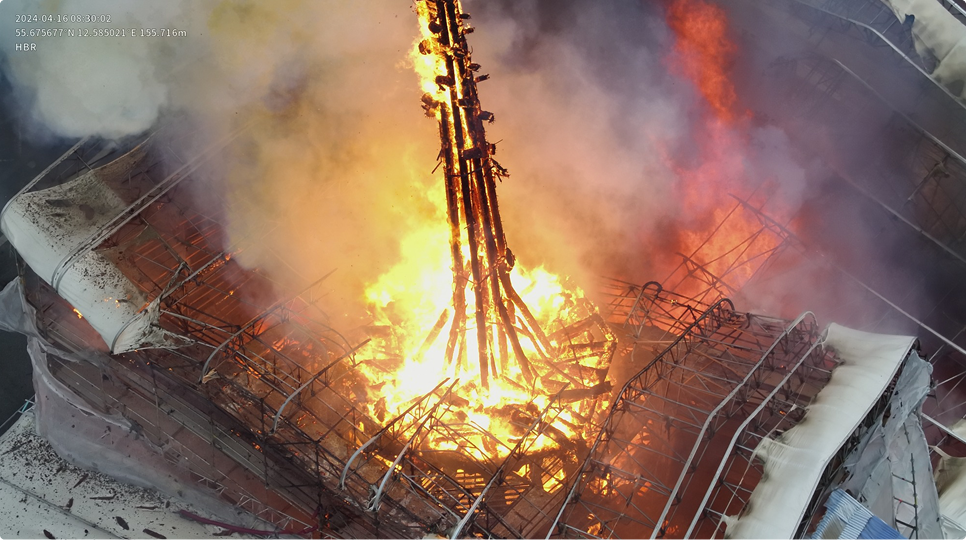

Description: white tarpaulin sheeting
[0,278,273,537]
[725,324,916,539]
[880,0,966,99]
[935,443,966,535]
[0,408,257,539]
[0,167,167,353]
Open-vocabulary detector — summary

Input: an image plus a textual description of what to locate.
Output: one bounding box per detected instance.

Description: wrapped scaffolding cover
[725,324,915,538]
[0,408,263,539]
[0,279,269,531]
[0,165,166,353]
[935,444,966,536]
[880,0,966,97]
[838,350,942,538]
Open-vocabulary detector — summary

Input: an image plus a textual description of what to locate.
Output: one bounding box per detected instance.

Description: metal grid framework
[18,131,946,538]
[769,10,966,536]
[767,52,966,257]
[803,0,919,60]
[792,0,966,81]
[762,32,966,516]
[547,286,833,539]
[788,0,966,148]
[27,318,320,532]
[21,128,921,539]
[17,256,927,540]
[18,126,619,538]
[696,348,884,539]
[20,136,851,538]
[659,196,802,307]
[663,194,955,538]
[688,195,966,537]
[13,3,966,537]
[11,0,620,535]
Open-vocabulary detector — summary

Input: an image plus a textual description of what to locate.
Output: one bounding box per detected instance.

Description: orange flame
[666,0,746,124]
[349,0,614,462]
[660,0,783,298]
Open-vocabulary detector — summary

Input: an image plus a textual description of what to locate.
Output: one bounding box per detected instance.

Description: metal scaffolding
[659,195,803,306]
[8,1,964,537]
[546,285,832,538]
[766,52,966,260]
[758,14,966,513]
[17,138,848,537]
[15,109,938,538]
[15,30,617,538]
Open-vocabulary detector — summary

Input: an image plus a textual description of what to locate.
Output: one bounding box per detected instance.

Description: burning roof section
[17,217,932,538]
[0,0,955,537]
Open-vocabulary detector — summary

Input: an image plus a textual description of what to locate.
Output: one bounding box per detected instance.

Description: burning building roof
[2,0,966,538]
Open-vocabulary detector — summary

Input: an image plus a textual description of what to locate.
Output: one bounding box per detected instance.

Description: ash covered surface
[0,408,247,539]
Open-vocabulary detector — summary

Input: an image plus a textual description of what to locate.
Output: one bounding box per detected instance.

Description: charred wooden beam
[421,0,542,390]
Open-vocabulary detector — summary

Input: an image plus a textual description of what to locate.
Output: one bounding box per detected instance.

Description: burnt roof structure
[4,0,966,538]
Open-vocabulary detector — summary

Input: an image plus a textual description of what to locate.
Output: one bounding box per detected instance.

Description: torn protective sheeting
[0,278,273,535]
[838,350,942,538]
[726,324,916,538]
[935,448,966,534]
[879,0,966,99]
[0,157,166,353]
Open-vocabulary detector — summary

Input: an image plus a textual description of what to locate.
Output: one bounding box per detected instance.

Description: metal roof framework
[11,1,966,536]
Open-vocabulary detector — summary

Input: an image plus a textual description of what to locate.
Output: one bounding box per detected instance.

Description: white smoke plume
[4,0,902,332]
[1,0,442,315]
[0,0,190,140]
[462,0,811,285]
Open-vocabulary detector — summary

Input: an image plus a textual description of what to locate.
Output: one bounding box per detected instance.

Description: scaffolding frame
[16,116,618,537]
[785,0,966,159]
[20,131,851,537]
[657,194,802,307]
[18,125,946,537]
[761,35,966,517]
[11,2,966,537]
[545,286,831,538]
[22,114,949,537]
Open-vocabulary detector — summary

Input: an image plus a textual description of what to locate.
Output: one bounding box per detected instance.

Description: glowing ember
[354,0,617,460]
[73,308,83,319]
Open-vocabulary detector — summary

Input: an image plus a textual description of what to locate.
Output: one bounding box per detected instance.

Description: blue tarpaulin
[811,489,904,539]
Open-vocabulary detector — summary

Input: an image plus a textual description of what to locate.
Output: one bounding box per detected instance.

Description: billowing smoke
[462,0,810,290]
[0,0,188,140]
[0,0,944,335]
[0,0,813,315]
[2,0,446,317]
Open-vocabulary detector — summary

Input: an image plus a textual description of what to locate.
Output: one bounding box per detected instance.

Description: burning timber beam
[418,0,543,391]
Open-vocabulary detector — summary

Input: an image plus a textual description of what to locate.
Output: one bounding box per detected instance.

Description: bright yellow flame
[360,191,591,453]
[542,464,566,493]
[411,2,449,104]
[350,0,612,469]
